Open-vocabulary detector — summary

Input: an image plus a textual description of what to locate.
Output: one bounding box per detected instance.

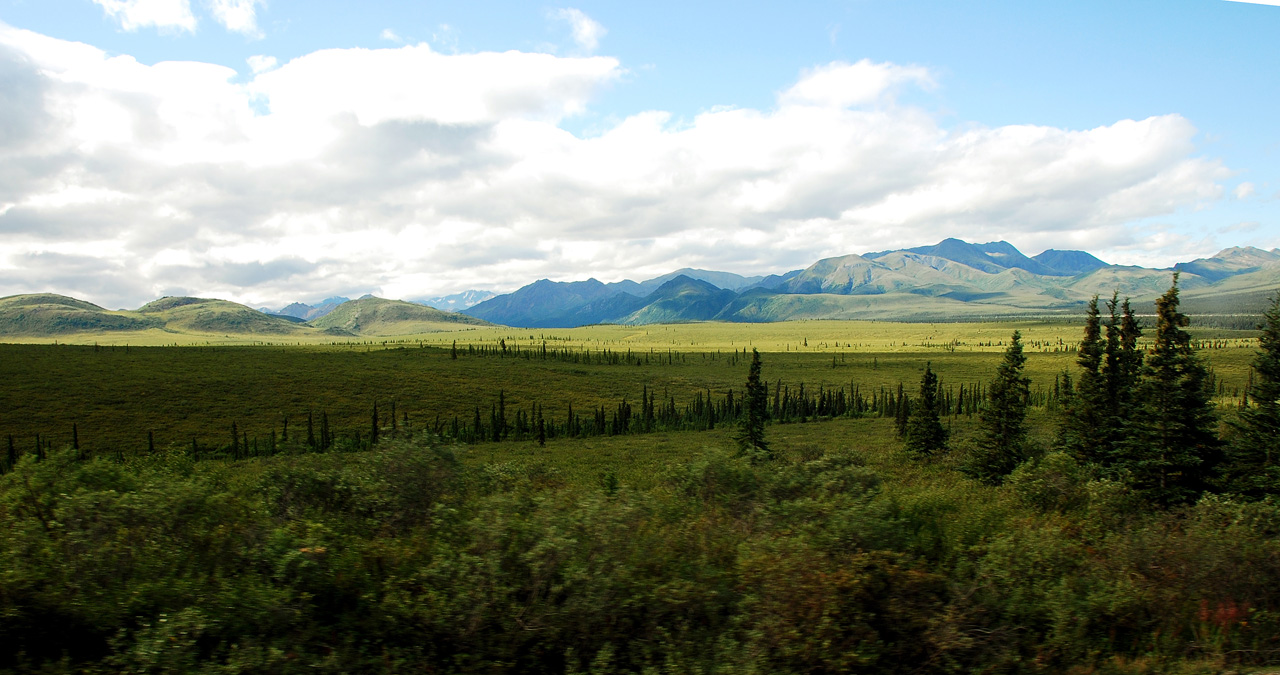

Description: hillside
[137,297,309,335]
[309,297,491,335]
[0,294,159,336]
[621,276,738,324]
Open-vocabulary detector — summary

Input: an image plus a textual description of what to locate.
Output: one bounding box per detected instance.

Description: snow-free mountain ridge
[462,239,1280,327]
[4,240,1278,336]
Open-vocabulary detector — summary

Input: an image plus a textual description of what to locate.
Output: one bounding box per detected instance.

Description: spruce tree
[371,401,379,446]
[964,331,1031,484]
[1224,291,1280,497]
[1127,274,1221,505]
[1097,294,1145,465]
[735,348,771,462]
[894,385,911,439]
[1060,296,1106,462]
[905,362,948,457]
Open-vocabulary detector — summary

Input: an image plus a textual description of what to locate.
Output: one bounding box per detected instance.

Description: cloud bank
[0,23,1233,309]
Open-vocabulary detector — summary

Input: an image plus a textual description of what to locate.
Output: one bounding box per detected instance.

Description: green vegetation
[309,296,491,335]
[0,294,160,335]
[2,302,1278,673]
[0,294,488,343]
[962,329,1031,484]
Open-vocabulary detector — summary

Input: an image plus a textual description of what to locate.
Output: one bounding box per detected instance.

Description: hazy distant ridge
[462,239,1280,327]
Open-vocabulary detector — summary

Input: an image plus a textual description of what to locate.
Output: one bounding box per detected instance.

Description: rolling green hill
[309,296,491,335]
[0,294,160,336]
[137,297,309,335]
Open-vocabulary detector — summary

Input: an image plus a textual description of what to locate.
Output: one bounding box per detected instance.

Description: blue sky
[0,0,1276,308]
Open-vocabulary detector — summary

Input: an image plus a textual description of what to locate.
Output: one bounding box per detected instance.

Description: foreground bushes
[2,436,1279,673]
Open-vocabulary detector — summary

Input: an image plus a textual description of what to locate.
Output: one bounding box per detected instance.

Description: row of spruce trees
[896,274,1280,505]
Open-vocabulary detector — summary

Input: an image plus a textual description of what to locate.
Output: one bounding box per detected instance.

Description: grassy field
[0,320,1260,464]
[4,319,1279,674]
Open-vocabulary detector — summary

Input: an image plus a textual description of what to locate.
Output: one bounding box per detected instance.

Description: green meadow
[0,320,1259,462]
[2,318,1277,674]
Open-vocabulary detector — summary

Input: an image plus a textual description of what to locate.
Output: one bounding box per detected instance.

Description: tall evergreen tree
[1097,294,1145,465]
[735,348,771,462]
[1060,296,1106,462]
[371,401,380,446]
[906,363,948,457]
[894,385,911,439]
[964,331,1031,484]
[1127,274,1221,505]
[1224,291,1280,497]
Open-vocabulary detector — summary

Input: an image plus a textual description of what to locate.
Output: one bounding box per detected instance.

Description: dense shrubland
[2,421,1279,673]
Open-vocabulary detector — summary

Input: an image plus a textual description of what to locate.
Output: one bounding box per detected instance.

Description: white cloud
[1224,0,1280,6]
[1234,181,1256,199]
[205,0,264,37]
[780,60,933,108]
[92,0,197,33]
[247,43,621,127]
[380,28,403,43]
[0,27,1232,308]
[553,8,606,53]
[246,54,276,74]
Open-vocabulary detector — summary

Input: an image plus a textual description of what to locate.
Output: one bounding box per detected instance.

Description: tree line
[894,274,1280,504]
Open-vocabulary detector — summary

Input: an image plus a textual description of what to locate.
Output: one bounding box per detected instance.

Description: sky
[0,0,1277,309]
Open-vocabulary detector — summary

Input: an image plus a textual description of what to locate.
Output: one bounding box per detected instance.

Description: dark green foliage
[735,348,771,462]
[4,434,1280,674]
[1224,291,1280,497]
[905,363,948,456]
[1098,294,1144,465]
[894,384,911,439]
[964,330,1031,484]
[1127,274,1221,505]
[1060,296,1106,462]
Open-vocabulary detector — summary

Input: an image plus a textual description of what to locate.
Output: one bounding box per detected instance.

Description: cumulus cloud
[1234,181,1256,199]
[92,0,197,33]
[0,25,1232,309]
[553,8,606,53]
[780,60,933,108]
[246,54,276,74]
[205,0,264,37]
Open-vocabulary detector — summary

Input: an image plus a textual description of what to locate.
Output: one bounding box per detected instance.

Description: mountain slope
[866,238,1059,276]
[463,279,624,327]
[311,297,491,335]
[1174,246,1280,282]
[1032,249,1109,276]
[413,290,496,312]
[621,276,738,324]
[0,294,159,336]
[633,268,764,296]
[138,297,309,335]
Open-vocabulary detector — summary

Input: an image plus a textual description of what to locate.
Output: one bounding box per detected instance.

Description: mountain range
[462,238,1280,327]
[3,239,1278,338]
